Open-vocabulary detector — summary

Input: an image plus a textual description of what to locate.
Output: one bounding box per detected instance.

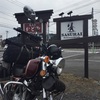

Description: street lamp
[59,12,64,17]
[67,11,73,17]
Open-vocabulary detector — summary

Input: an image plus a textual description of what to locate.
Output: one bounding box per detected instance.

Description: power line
[6,0,24,7]
[95,11,100,14]
[0,24,18,30]
[0,10,14,18]
[77,9,100,16]
[79,11,91,15]
[64,0,100,14]
[0,6,15,14]
[53,0,100,17]
[0,24,14,29]
[0,16,17,22]
[6,0,23,8]
[0,22,18,27]
[54,0,88,14]
[95,9,100,12]
[52,0,91,17]
[15,0,26,6]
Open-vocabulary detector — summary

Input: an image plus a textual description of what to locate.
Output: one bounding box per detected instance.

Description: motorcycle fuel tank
[25,59,41,78]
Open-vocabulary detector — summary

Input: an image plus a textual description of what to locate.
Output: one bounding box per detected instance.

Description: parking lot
[62,49,100,80]
[0,48,100,80]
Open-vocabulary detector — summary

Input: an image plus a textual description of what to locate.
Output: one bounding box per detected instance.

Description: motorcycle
[0,6,66,100]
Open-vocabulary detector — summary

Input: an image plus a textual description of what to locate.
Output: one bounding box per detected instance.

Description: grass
[60,73,100,99]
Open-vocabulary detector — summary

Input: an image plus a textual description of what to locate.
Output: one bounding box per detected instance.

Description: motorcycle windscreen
[25,59,40,78]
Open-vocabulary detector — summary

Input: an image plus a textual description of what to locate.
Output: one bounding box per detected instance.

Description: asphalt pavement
[0,48,100,80]
[62,48,100,80]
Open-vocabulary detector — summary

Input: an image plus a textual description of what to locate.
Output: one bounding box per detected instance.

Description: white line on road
[74,59,100,63]
[63,50,84,53]
[63,54,82,59]
[63,54,100,63]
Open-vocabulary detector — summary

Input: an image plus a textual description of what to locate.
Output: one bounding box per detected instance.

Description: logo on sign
[67,22,75,32]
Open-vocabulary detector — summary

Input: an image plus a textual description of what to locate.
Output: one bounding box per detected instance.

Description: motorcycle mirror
[23,6,36,22]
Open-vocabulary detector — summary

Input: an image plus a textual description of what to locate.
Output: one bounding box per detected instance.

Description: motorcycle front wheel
[3,84,26,100]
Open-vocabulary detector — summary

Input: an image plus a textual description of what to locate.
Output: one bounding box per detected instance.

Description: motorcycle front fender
[42,76,56,91]
[43,76,66,93]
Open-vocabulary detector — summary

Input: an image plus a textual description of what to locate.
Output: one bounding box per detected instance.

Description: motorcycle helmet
[47,44,61,60]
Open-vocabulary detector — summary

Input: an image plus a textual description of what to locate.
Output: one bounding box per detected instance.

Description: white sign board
[92,19,98,36]
[61,20,83,40]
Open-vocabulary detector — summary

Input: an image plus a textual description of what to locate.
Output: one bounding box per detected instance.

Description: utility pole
[91,8,99,53]
[6,31,8,39]
[92,7,94,36]
[91,8,94,53]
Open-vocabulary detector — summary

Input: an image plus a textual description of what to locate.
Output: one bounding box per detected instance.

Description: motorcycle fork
[49,92,53,100]
[42,59,53,100]
[0,83,4,98]
[42,61,48,100]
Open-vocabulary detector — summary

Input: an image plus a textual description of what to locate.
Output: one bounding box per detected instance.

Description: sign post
[54,14,93,78]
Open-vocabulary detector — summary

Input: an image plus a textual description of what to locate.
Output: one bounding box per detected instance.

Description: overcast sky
[0,0,100,39]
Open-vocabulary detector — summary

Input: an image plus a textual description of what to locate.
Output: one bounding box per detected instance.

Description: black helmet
[47,44,61,60]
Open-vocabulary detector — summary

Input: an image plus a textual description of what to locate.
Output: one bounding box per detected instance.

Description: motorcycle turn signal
[44,56,50,63]
[40,70,46,77]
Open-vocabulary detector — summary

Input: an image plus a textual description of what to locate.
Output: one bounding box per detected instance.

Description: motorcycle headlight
[57,67,63,75]
[51,58,65,75]
[57,58,65,68]
[56,58,65,75]
[51,57,65,68]
[50,57,65,75]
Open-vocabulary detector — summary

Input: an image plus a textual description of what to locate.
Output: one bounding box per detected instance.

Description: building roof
[53,14,93,22]
[14,9,53,24]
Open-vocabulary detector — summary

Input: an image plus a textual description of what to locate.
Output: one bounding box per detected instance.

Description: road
[0,49,100,80]
[62,49,100,80]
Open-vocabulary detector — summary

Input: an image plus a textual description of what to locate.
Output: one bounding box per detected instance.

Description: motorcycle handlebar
[13,28,42,42]
[13,28,29,36]
[4,39,23,47]
[4,39,39,51]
